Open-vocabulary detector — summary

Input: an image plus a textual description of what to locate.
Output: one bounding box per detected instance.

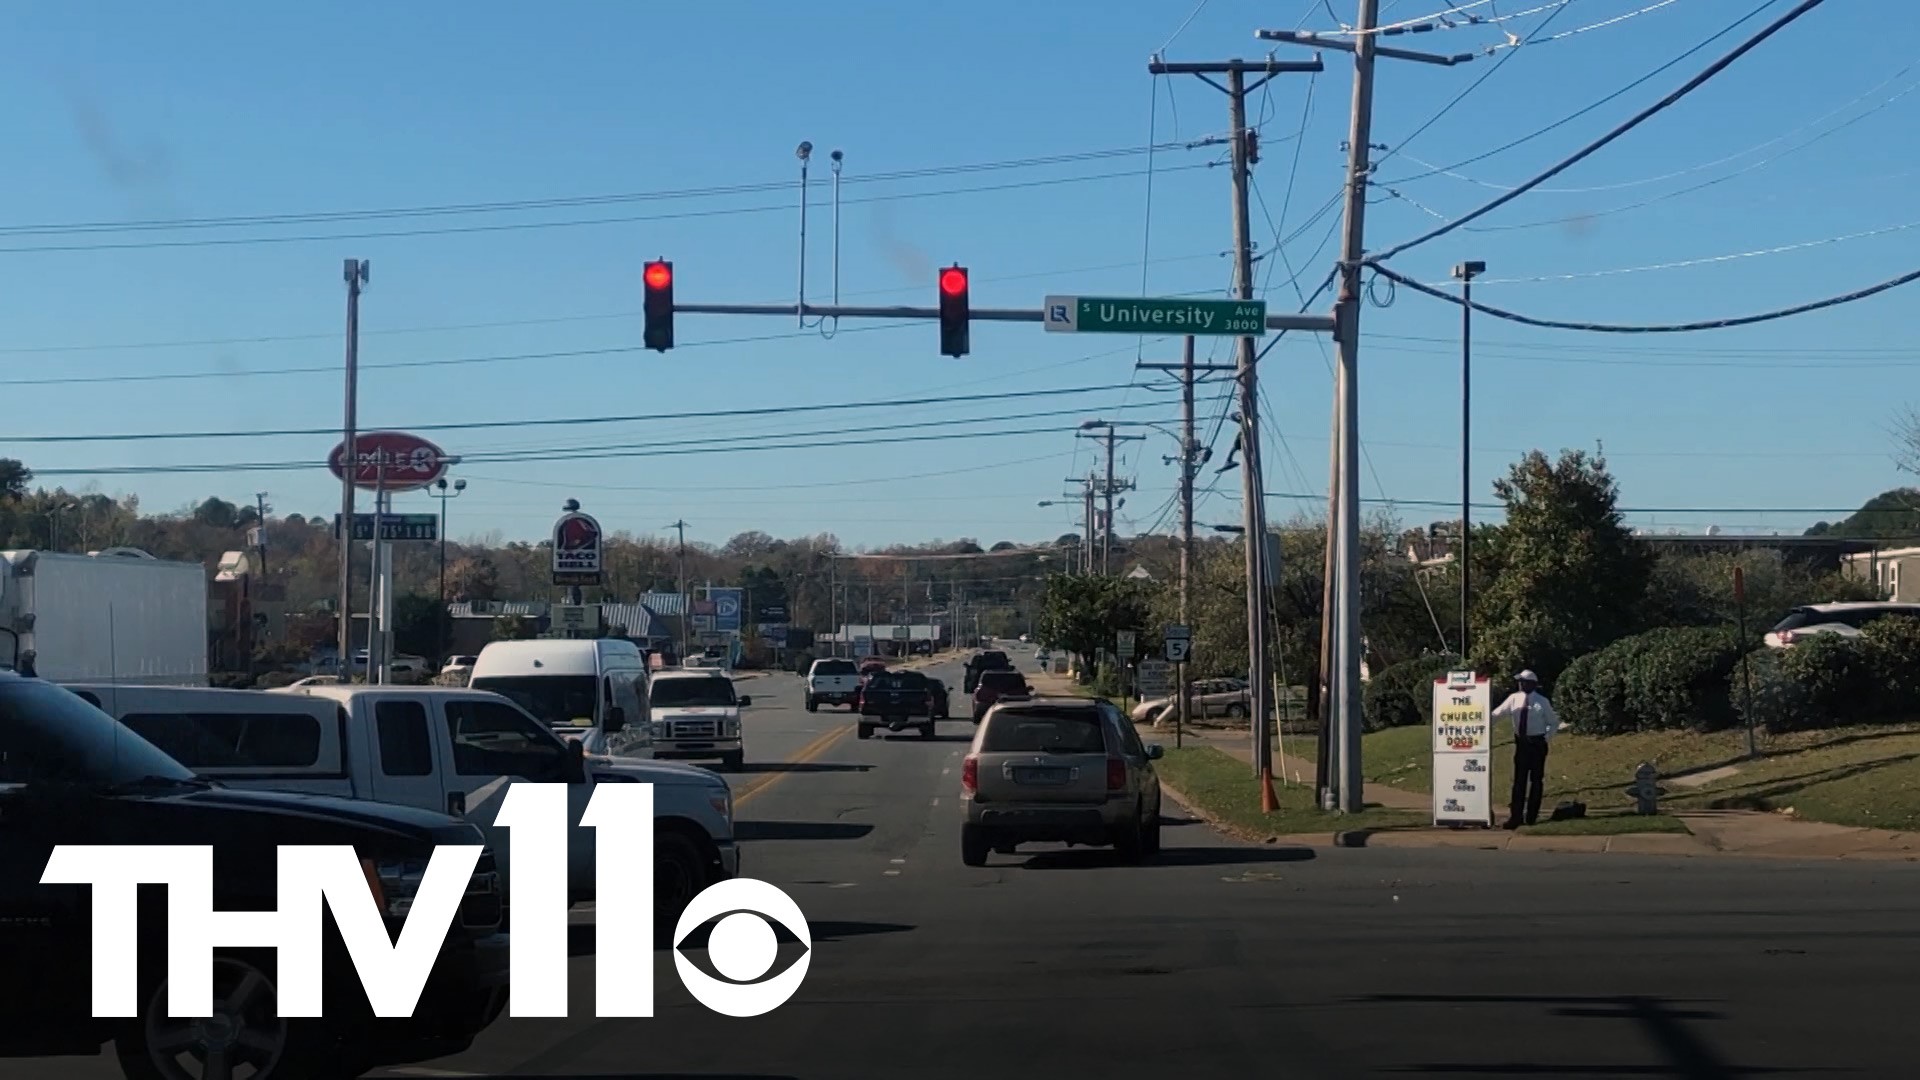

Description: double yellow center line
[733,721,851,810]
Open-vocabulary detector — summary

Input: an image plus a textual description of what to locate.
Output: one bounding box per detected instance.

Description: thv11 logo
[41,783,809,1020]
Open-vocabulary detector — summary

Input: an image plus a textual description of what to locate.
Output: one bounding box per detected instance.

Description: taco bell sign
[552,509,604,586]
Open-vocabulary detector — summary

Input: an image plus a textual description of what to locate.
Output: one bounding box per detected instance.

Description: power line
[1366,260,1920,333]
[464,452,1075,496]
[1375,0,1788,187]
[1394,61,1920,196]
[0,142,1216,239]
[0,382,1146,445]
[27,416,1187,479]
[1411,217,1920,285]
[0,162,1217,255]
[1263,489,1904,516]
[1369,0,1832,262]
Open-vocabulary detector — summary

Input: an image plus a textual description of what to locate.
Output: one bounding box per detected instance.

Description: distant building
[1842,547,1920,602]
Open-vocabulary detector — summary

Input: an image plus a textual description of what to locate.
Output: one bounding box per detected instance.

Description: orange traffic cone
[1260,767,1280,813]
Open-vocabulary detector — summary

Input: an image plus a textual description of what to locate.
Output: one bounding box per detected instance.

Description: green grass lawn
[1155,746,1425,838]
[1286,720,1920,833]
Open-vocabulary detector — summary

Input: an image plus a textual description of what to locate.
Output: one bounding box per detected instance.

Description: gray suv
[959,696,1164,866]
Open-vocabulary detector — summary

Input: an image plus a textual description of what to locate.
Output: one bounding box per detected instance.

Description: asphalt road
[18,651,1920,1078]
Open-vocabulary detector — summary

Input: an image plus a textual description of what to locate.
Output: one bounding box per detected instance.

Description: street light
[430,477,467,667]
[43,499,77,552]
[1452,260,1485,662]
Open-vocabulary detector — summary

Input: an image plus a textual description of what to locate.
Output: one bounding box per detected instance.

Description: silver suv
[959,696,1164,866]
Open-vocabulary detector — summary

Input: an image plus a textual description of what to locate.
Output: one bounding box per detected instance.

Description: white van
[66,683,741,919]
[469,639,653,758]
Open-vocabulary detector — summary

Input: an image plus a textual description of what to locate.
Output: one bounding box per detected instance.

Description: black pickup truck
[963,650,1014,694]
[0,671,513,1079]
[857,670,939,740]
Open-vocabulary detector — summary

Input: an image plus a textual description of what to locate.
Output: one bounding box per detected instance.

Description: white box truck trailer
[0,548,209,685]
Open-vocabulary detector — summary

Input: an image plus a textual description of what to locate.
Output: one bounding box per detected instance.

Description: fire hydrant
[1625,762,1666,815]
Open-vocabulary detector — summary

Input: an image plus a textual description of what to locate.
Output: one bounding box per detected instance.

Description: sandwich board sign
[1431,670,1494,827]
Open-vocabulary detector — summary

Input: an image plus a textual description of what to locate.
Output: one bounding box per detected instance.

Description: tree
[393,594,444,658]
[1472,449,1652,687]
[448,554,502,602]
[990,540,1018,552]
[492,615,537,641]
[1036,574,1158,680]
[193,497,241,529]
[0,459,30,503]
[1804,488,1920,539]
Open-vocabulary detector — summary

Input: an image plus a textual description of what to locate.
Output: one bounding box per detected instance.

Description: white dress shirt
[1492,690,1559,740]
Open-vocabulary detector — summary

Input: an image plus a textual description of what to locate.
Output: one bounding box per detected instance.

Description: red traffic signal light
[938,264,969,358]
[643,259,674,352]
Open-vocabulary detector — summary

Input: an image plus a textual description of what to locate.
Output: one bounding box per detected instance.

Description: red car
[971,669,1033,722]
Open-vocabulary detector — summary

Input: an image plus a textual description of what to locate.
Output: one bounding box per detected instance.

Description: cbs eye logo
[673,878,812,1016]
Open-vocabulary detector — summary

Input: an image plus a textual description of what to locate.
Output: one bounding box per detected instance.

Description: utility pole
[336,258,368,679]
[1149,57,1320,798]
[1257,0,1462,814]
[828,553,839,658]
[668,520,690,660]
[1140,337,1234,745]
[254,493,269,577]
[1316,391,1339,807]
[1453,260,1485,661]
[1330,0,1382,812]
[1077,426,1143,575]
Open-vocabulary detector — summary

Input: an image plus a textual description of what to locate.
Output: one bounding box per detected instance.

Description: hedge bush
[1553,626,1742,734]
[1733,616,1920,733]
[1361,653,1461,732]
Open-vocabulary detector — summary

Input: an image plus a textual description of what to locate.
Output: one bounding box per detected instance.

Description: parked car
[1130,677,1253,723]
[1765,602,1920,648]
[0,671,510,1077]
[972,669,1033,722]
[959,695,1164,866]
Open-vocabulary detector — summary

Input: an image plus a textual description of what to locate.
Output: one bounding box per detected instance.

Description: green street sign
[333,513,438,542]
[1043,295,1267,337]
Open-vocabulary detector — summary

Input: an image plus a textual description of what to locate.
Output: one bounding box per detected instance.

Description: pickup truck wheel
[856,723,873,740]
[655,831,705,930]
[919,722,935,739]
[117,953,334,1080]
[961,825,990,867]
[721,750,745,770]
[804,696,817,712]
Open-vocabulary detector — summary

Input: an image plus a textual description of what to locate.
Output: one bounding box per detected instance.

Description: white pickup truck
[67,683,741,922]
[805,657,863,712]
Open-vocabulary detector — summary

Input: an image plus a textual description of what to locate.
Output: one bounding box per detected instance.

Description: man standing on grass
[1492,669,1559,829]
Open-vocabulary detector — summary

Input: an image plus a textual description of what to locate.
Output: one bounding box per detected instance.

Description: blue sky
[1,0,1913,553]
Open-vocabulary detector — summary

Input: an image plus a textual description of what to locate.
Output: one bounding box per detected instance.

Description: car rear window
[1770,608,1824,633]
[979,671,1028,692]
[814,660,857,675]
[981,707,1108,754]
[868,672,926,690]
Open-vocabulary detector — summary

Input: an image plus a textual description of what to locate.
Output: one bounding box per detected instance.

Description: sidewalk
[1162,725,1920,861]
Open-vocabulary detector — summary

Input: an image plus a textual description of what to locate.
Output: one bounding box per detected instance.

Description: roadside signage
[551,511,604,586]
[760,625,788,648]
[332,513,438,542]
[1116,630,1136,658]
[699,632,727,647]
[1043,295,1267,337]
[1431,671,1494,828]
[328,431,456,492]
[712,588,744,632]
[1163,623,1192,664]
[853,635,874,658]
[757,604,789,623]
[1136,658,1172,699]
[691,614,715,632]
[892,626,911,641]
[553,604,601,634]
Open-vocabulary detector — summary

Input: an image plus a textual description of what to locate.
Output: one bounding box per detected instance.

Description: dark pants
[1509,736,1549,825]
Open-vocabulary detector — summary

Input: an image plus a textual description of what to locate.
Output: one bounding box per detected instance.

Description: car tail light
[1106,758,1126,791]
[1779,630,1798,644]
[925,691,936,709]
[961,755,978,794]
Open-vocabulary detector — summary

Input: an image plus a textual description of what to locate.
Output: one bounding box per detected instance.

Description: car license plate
[1012,766,1069,785]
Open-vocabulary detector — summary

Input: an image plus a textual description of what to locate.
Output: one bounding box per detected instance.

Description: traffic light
[643,259,674,352]
[938,264,969,357]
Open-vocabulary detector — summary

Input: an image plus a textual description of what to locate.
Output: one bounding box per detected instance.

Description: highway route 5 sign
[1163,624,1192,664]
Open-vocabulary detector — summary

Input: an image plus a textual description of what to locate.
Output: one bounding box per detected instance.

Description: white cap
[1515,669,1539,683]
